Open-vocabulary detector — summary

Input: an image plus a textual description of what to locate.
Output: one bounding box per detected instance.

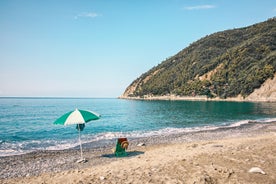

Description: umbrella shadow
[102,150,144,158]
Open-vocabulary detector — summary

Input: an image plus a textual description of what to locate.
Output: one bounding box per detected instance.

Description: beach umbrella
[53,109,100,162]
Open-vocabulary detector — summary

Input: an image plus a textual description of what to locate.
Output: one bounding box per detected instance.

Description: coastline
[119,73,276,102]
[1,121,276,183]
[119,94,276,102]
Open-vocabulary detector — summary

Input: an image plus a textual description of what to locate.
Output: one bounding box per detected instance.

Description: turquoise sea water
[0,97,276,156]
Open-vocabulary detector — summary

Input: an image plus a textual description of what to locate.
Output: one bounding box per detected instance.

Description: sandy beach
[1,121,276,184]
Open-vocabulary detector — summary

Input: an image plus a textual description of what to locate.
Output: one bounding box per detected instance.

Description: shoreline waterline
[119,95,276,102]
[1,118,276,157]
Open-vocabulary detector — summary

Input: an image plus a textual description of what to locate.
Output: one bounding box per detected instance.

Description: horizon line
[0,96,117,99]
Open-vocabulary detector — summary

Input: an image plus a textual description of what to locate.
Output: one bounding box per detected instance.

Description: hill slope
[121,18,276,101]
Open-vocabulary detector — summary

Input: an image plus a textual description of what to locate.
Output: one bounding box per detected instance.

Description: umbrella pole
[78,124,83,161]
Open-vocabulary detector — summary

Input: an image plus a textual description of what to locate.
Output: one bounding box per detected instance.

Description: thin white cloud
[74,12,101,19]
[184,5,216,10]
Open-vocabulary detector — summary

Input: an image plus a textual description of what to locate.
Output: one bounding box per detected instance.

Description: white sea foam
[226,118,276,128]
[85,117,276,142]
[0,148,28,157]
[46,142,80,151]
[226,120,252,128]
[261,118,276,123]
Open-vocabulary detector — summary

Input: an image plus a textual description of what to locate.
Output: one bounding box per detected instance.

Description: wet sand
[1,122,276,184]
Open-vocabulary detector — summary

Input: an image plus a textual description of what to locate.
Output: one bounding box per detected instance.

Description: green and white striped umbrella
[53,109,100,163]
[54,109,100,125]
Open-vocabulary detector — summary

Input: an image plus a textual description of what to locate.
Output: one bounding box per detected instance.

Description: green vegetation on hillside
[124,18,276,99]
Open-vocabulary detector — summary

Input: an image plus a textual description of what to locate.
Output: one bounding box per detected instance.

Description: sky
[0,0,275,98]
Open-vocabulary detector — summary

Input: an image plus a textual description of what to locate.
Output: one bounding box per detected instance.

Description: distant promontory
[120,18,276,102]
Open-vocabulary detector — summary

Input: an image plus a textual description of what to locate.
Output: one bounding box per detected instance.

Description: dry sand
[1,122,276,184]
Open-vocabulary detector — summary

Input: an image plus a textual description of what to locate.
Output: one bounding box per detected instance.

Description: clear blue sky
[0,0,275,97]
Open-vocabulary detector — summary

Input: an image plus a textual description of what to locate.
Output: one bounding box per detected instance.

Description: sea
[0,97,276,157]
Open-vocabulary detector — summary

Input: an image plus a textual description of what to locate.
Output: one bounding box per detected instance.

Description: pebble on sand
[99,176,105,180]
[137,143,146,146]
[248,167,266,175]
